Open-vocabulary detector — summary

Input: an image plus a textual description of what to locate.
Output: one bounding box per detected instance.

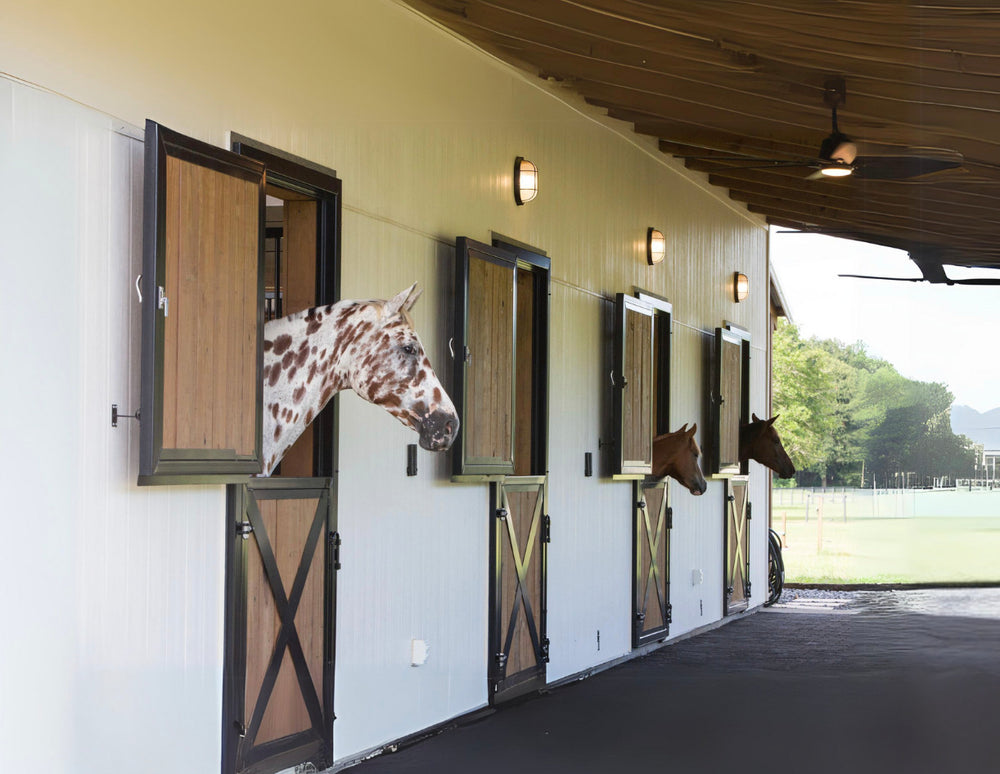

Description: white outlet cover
[410,639,429,666]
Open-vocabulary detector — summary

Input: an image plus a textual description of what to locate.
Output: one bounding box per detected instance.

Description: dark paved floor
[343,590,1000,774]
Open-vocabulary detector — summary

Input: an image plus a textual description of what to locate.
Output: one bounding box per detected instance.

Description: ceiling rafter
[404,0,1000,269]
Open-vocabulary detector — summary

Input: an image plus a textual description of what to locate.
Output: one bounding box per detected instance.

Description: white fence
[773,487,1000,519]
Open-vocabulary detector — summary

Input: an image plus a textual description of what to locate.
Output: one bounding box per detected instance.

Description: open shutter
[453,237,517,476]
[711,327,744,476]
[139,121,266,483]
[612,294,655,476]
[635,290,673,436]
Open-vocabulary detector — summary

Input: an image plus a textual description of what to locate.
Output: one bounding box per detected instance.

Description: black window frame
[139,120,267,484]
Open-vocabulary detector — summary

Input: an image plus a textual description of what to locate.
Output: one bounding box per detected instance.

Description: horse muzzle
[418,409,460,451]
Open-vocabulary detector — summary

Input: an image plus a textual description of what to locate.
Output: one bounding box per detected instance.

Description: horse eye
[402,344,416,356]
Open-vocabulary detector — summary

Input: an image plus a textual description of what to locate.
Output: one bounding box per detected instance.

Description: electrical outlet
[410,639,429,666]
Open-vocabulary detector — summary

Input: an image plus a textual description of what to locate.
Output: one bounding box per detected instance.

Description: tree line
[771,320,978,488]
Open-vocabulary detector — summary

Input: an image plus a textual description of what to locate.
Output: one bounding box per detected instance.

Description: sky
[769,227,1000,414]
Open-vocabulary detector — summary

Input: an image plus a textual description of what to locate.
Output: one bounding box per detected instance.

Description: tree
[772,320,975,487]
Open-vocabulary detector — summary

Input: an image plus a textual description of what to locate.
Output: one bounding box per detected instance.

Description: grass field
[772,495,1000,584]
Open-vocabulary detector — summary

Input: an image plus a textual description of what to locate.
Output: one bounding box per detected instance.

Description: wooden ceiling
[403,0,1000,280]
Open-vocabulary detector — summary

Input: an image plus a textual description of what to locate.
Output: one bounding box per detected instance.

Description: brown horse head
[651,423,708,496]
[740,413,795,478]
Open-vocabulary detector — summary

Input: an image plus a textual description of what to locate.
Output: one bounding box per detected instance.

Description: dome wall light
[733,271,749,303]
[646,227,666,265]
[514,156,538,205]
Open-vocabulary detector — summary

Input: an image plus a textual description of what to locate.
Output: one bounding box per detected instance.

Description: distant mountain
[951,405,1000,450]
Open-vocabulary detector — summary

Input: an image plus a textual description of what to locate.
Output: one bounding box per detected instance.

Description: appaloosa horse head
[740,413,795,478]
[651,423,708,495]
[261,283,459,475]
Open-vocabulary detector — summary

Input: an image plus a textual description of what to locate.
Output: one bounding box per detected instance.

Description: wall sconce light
[646,227,666,265]
[733,271,749,303]
[514,156,538,205]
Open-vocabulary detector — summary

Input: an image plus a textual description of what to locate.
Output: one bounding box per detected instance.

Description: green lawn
[773,508,1000,584]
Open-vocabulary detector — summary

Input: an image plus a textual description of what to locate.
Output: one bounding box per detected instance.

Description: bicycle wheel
[765,529,784,606]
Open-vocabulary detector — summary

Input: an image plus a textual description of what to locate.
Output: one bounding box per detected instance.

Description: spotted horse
[261,283,459,476]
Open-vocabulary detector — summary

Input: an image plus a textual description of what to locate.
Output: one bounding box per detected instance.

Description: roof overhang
[403,1,1000,282]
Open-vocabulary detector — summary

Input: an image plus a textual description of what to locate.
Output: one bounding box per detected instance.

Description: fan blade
[853,148,963,180]
[839,273,1000,286]
[838,273,922,283]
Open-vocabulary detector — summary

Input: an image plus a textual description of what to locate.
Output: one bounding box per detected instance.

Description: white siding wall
[0,1,771,770]
[0,80,225,774]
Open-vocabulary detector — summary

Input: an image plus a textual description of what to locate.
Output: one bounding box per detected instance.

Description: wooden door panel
[725,479,751,615]
[634,480,670,646]
[491,477,548,703]
[224,479,335,774]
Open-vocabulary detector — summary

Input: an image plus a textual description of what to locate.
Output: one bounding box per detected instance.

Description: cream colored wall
[0,0,770,768]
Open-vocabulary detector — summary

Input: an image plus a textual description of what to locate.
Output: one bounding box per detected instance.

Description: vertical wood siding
[0,0,771,768]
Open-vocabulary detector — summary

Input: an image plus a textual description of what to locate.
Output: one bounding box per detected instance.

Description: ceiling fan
[679,78,964,181]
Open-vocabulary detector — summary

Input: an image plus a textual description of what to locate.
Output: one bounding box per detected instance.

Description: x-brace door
[724,478,751,615]
[223,478,337,774]
[489,476,548,704]
[633,479,671,647]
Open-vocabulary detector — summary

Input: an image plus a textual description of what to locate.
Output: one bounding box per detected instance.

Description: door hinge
[236,521,253,540]
[746,503,752,520]
[636,500,646,511]
[157,285,169,317]
[667,603,673,624]
[495,651,508,671]
[666,506,673,530]
[495,507,508,520]
[329,531,342,570]
[543,514,551,543]
[540,637,550,663]
[234,720,247,738]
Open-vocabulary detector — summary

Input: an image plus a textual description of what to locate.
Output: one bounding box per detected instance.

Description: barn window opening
[233,136,342,480]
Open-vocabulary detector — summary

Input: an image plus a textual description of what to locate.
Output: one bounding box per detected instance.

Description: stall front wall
[0,0,769,770]
[0,81,225,774]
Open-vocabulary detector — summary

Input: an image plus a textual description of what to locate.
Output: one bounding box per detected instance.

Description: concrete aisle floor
[341,589,1000,774]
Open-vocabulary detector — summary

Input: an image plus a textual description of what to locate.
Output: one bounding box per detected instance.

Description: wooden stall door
[633,479,671,647]
[224,479,337,774]
[724,478,751,615]
[490,477,548,703]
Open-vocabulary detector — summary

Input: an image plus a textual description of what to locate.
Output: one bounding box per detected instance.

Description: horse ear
[678,423,688,433]
[688,423,698,436]
[766,415,779,427]
[752,412,761,423]
[383,283,421,318]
